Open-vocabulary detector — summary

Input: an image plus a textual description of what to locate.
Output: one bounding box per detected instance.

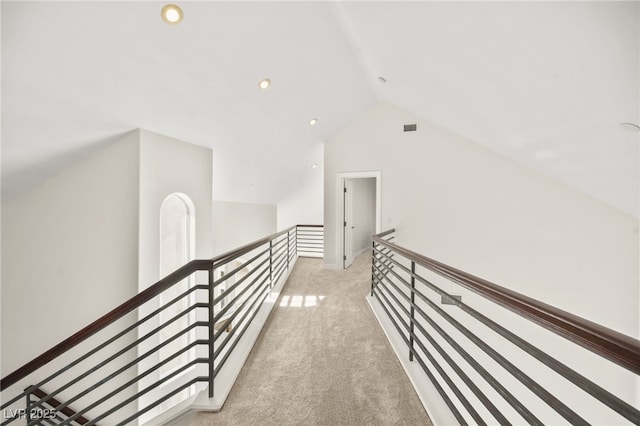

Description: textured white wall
[324,102,639,422]
[1,132,141,422]
[1,131,140,375]
[212,201,277,256]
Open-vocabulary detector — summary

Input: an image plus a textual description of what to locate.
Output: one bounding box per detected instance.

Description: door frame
[335,171,382,271]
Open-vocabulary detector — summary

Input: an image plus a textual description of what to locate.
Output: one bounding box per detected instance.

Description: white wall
[276,144,324,231]
[138,129,213,291]
[212,201,277,256]
[1,132,141,423]
[1,131,140,375]
[324,102,639,421]
[350,178,376,255]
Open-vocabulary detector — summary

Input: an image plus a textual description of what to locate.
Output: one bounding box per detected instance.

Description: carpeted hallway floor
[191,254,432,426]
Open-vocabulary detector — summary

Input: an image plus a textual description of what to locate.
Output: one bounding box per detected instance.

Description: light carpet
[191,254,432,425]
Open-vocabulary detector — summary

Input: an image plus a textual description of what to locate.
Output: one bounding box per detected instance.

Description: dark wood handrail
[0,224,317,391]
[29,386,91,424]
[372,229,640,376]
[0,259,212,391]
[212,225,296,266]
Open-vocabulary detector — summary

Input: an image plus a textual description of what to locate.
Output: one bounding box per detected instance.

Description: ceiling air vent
[403,123,417,132]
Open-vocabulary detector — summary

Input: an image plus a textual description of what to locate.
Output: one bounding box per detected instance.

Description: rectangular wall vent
[403,123,417,132]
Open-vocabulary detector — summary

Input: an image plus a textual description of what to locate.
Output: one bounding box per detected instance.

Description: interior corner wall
[137,129,213,291]
[212,201,277,256]
[324,102,639,417]
[1,130,141,376]
[276,146,324,231]
[325,101,638,336]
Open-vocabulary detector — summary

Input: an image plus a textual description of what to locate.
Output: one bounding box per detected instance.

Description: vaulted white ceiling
[2,1,638,217]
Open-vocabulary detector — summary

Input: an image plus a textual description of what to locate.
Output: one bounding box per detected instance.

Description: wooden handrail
[212,225,296,266]
[0,259,212,391]
[29,386,91,424]
[372,230,640,375]
[0,224,316,391]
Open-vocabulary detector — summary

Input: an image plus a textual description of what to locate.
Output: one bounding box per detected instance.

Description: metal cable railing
[0,225,322,425]
[371,229,640,425]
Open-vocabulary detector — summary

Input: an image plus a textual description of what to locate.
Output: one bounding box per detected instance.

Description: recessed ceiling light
[309,118,317,126]
[259,78,271,90]
[378,76,387,83]
[620,122,640,133]
[161,4,183,25]
[311,163,318,169]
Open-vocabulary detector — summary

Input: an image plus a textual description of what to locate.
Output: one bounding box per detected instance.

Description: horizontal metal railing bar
[213,276,270,346]
[410,274,640,422]
[78,357,208,426]
[269,241,289,266]
[375,228,396,239]
[371,284,470,425]
[372,248,394,267]
[116,376,208,426]
[36,322,207,421]
[23,293,208,413]
[57,345,208,426]
[0,260,213,391]
[212,226,297,268]
[374,248,592,424]
[213,266,270,325]
[213,226,294,262]
[1,285,208,413]
[372,266,511,425]
[2,224,321,423]
[271,251,289,279]
[213,257,270,307]
[373,263,548,425]
[213,245,271,288]
[214,285,272,377]
[270,247,288,270]
[374,280,491,425]
[213,274,270,341]
[271,235,290,253]
[372,232,640,375]
[296,224,324,228]
[271,257,288,287]
[379,248,639,423]
[27,387,90,425]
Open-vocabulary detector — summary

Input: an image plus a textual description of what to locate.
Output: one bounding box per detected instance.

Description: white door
[343,179,355,268]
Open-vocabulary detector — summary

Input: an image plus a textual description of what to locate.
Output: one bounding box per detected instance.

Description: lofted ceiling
[2,1,639,217]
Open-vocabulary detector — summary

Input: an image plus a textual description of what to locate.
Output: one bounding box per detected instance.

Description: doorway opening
[336,171,381,270]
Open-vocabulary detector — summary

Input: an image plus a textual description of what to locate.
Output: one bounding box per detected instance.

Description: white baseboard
[353,246,370,258]
[366,294,457,426]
